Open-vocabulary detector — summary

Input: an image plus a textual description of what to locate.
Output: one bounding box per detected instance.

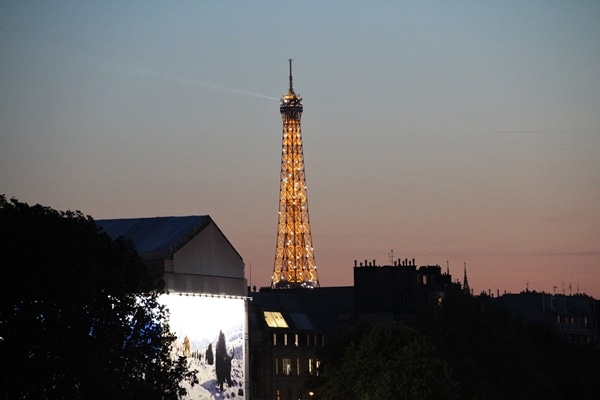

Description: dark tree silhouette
[313,285,600,399]
[316,324,459,400]
[0,196,197,400]
[215,330,233,391]
[422,287,600,400]
[206,343,214,365]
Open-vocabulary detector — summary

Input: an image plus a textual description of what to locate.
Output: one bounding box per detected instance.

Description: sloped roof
[249,287,355,334]
[96,216,210,258]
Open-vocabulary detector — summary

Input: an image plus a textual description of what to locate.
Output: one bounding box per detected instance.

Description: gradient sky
[2,1,599,298]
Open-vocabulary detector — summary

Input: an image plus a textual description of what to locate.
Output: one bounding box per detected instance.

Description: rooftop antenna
[288,58,294,92]
[388,249,395,265]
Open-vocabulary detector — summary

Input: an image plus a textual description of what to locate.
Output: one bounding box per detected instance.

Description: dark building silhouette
[354,259,453,323]
[248,287,353,400]
[494,291,600,347]
[248,257,456,400]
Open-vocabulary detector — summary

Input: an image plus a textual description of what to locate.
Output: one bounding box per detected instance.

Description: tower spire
[271,61,319,289]
[288,58,294,93]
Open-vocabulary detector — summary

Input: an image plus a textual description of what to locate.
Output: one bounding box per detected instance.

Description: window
[314,334,323,347]
[294,333,299,346]
[309,359,320,376]
[284,333,288,346]
[275,358,279,376]
[282,358,292,376]
[264,311,289,328]
[296,359,301,376]
[273,333,277,346]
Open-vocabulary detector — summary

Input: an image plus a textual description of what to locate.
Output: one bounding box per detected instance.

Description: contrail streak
[93,60,279,101]
[197,81,280,101]
[142,69,279,100]
[495,130,587,135]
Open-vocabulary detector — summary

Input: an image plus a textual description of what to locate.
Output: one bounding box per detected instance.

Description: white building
[97,215,245,296]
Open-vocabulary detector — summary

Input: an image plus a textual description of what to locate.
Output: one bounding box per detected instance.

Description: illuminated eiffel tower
[271,60,319,289]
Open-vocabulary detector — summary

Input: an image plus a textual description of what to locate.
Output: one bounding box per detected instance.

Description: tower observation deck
[271,60,319,289]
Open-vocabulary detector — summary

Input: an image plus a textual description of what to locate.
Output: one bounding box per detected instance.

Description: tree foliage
[313,286,600,399]
[424,287,600,400]
[0,196,197,399]
[316,324,460,400]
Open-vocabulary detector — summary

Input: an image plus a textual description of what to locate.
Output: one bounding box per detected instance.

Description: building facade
[97,216,248,399]
[248,287,354,400]
[97,215,245,296]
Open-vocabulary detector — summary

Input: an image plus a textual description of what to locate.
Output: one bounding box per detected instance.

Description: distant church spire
[463,262,471,295]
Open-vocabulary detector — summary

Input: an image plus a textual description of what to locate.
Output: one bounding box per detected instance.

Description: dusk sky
[2,1,599,297]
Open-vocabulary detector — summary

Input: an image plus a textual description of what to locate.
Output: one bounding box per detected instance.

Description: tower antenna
[288,58,294,92]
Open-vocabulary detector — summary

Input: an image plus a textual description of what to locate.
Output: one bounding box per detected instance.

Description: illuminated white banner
[159,294,246,400]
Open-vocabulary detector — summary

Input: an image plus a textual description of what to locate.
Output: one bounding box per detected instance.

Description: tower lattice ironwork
[271,60,319,289]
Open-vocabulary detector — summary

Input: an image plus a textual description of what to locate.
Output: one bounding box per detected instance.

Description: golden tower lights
[271,60,319,289]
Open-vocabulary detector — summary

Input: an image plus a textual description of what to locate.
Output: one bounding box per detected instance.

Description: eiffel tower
[271,60,319,289]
